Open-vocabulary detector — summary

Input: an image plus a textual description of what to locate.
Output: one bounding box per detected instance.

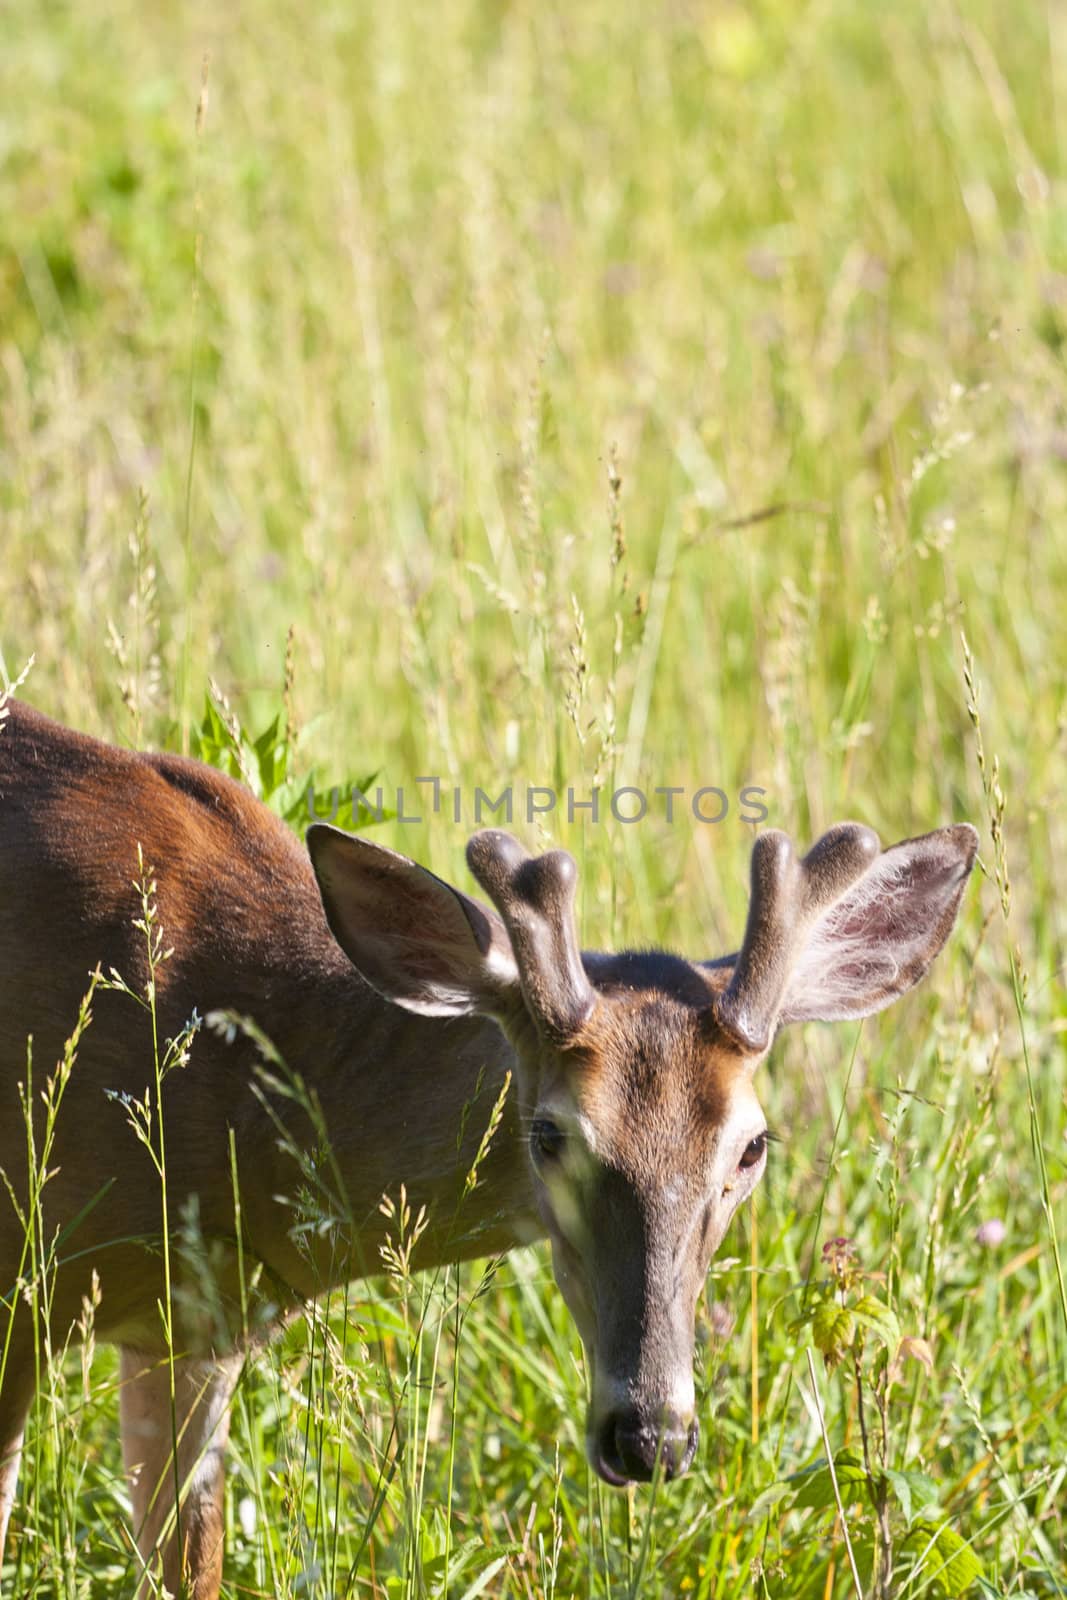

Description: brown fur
[0,703,531,1591]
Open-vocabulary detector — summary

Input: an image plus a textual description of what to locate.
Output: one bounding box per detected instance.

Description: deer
[0,698,977,1598]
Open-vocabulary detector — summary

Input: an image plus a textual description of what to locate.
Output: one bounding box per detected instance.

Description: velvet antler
[466,829,596,1043]
[713,823,881,1053]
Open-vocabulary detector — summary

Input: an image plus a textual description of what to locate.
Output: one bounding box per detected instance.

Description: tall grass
[1,0,1065,1592]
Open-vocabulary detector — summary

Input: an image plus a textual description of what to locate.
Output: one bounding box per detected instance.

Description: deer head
[307,819,977,1487]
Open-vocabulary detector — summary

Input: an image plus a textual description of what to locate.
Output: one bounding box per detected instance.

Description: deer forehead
[541,994,760,1181]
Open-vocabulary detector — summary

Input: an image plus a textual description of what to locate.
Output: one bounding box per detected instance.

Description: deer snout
[591,1408,699,1486]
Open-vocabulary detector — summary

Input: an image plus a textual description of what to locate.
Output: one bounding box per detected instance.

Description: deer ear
[777,824,978,1025]
[307,825,521,1018]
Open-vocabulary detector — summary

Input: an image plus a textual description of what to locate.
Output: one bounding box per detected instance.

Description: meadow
[1,0,1066,1594]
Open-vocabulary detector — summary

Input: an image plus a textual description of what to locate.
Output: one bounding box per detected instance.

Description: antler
[466,830,596,1043]
[713,823,881,1054]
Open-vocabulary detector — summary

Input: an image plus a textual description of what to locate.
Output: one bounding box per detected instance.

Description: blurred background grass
[1,0,1065,1594]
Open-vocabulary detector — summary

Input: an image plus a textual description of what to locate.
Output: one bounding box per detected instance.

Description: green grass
[2,0,1066,1593]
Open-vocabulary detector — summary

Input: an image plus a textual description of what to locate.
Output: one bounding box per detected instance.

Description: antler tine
[466,830,596,1043]
[714,823,881,1054]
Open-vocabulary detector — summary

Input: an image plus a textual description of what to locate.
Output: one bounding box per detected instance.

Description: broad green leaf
[746,1478,795,1521]
[812,1298,855,1367]
[852,1295,901,1350]
[906,1521,985,1596]
[885,1466,913,1523]
[793,1448,868,1511]
[885,1466,940,1524]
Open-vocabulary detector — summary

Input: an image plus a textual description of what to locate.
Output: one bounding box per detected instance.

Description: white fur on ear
[778,825,977,1025]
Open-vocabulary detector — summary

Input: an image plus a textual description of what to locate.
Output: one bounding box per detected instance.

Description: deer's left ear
[777,824,978,1025]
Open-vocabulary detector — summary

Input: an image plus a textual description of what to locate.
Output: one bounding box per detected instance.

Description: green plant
[776,1235,983,1599]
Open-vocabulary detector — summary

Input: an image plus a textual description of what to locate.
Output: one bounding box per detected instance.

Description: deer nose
[596,1410,699,1485]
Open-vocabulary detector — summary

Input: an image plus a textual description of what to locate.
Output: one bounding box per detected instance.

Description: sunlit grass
[1,0,1065,1592]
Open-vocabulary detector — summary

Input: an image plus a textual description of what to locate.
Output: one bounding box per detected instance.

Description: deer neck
[234,953,542,1297]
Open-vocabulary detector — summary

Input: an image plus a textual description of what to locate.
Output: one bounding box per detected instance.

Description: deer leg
[0,1424,25,1566]
[0,1349,32,1575]
[120,1348,242,1600]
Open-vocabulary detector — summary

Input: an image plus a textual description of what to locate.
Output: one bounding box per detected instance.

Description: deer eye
[738,1132,768,1170]
[531,1118,565,1164]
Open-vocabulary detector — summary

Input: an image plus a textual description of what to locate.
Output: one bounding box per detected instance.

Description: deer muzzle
[591,1406,699,1486]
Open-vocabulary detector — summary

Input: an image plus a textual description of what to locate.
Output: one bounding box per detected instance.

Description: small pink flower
[975,1218,1006,1248]
[709,1300,736,1340]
